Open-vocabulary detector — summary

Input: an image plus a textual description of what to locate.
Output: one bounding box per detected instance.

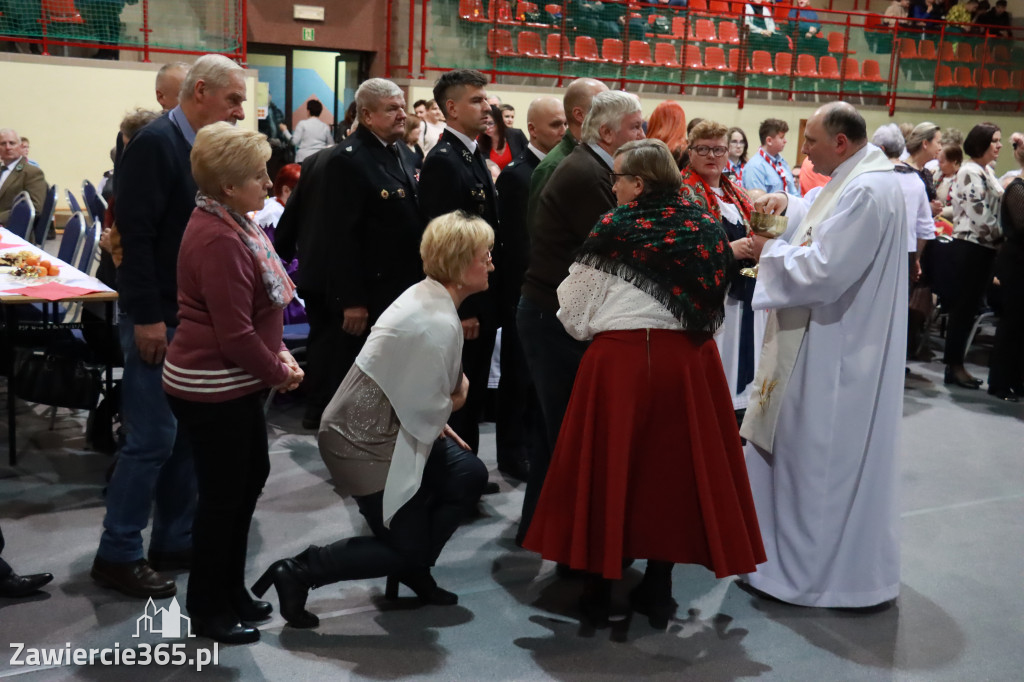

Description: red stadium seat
[546,33,577,61]
[517,31,544,57]
[602,38,624,63]
[575,35,606,63]
[654,42,681,67]
[796,53,819,77]
[629,40,656,66]
[843,57,862,81]
[695,18,718,42]
[862,59,886,82]
[918,39,937,60]
[487,29,515,56]
[820,55,840,79]
[683,44,704,69]
[672,16,688,39]
[827,31,849,53]
[718,21,741,45]
[750,50,775,74]
[705,46,728,70]
[774,51,793,75]
[955,42,974,62]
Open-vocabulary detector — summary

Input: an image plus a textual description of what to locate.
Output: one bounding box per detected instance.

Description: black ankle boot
[629,562,676,629]
[579,575,612,627]
[385,569,458,606]
[252,549,320,628]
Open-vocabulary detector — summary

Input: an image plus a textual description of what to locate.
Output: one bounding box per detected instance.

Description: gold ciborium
[739,212,788,278]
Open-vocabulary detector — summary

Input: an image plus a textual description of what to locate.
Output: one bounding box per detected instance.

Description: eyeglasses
[693,145,729,157]
[609,172,636,182]
[480,250,493,264]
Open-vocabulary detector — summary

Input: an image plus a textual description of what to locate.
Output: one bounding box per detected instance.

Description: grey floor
[0,341,1022,681]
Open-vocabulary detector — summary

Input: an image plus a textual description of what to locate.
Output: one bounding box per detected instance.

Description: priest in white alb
[739,102,908,608]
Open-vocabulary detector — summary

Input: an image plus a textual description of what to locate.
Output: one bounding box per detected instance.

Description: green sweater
[525,130,579,233]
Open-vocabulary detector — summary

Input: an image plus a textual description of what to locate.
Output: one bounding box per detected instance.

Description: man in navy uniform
[418,69,499,456]
[276,78,424,430]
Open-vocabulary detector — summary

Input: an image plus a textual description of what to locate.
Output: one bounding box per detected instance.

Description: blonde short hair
[420,211,494,285]
[191,122,270,198]
[687,119,729,149]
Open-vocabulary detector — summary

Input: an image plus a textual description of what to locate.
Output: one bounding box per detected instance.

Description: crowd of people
[1,56,1020,649]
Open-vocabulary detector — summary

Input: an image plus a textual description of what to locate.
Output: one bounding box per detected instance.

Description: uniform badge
[381,189,389,199]
[461,149,473,164]
[346,146,353,152]
[396,188,406,198]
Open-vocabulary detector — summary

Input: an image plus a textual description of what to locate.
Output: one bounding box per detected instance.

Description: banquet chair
[31,185,57,246]
[4,192,35,240]
[82,180,107,228]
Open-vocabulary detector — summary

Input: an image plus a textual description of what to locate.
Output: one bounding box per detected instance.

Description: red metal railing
[0,0,246,63]
[388,0,1024,114]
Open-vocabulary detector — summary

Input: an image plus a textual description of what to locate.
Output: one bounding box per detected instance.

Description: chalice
[739,212,788,278]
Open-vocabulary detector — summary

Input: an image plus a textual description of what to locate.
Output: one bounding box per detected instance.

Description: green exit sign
[302,27,315,41]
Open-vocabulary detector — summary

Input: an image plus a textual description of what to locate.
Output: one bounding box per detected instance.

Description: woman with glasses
[523,139,765,630]
[477,105,523,171]
[253,211,491,628]
[680,120,764,429]
[726,126,749,184]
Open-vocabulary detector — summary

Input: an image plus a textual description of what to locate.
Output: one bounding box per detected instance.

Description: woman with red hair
[253,163,305,323]
[645,101,688,169]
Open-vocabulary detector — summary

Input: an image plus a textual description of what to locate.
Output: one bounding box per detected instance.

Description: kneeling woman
[254,211,490,627]
[523,139,765,628]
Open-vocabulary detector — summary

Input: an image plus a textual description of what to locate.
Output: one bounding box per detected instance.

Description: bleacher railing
[0,0,246,63]
[392,0,1023,114]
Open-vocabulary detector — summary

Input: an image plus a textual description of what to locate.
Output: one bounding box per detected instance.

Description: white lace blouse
[555,263,683,341]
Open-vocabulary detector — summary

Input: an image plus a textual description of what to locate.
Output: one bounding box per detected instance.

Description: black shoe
[0,571,53,598]
[301,416,321,430]
[192,613,260,644]
[555,563,586,579]
[231,588,272,621]
[148,548,193,572]
[385,570,458,606]
[497,456,530,482]
[987,387,1019,402]
[91,557,176,598]
[482,481,501,495]
[944,366,981,389]
[252,553,319,628]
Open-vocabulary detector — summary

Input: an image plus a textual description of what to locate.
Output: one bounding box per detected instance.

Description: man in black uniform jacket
[418,69,498,455]
[493,96,567,482]
[276,78,425,430]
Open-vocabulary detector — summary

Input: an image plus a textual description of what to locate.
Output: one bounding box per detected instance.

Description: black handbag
[13,347,102,410]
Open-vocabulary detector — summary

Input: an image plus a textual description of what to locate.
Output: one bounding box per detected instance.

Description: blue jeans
[515,295,587,538]
[96,315,196,563]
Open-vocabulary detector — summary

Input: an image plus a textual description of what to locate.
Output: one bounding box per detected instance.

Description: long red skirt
[523,329,766,580]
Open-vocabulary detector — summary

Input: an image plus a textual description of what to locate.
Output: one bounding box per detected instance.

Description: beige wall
[0,54,258,212]
[403,80,1022,177]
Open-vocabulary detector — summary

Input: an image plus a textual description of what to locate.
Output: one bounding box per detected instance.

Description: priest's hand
[754,192,789,216]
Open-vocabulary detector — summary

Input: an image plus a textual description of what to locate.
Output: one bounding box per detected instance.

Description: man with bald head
[155,62,189,111]
[740,102,907,609]
[526,78,608,217]
[494,96,566,482]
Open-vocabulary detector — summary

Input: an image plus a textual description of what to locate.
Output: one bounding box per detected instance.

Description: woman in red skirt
[523,139,765,629]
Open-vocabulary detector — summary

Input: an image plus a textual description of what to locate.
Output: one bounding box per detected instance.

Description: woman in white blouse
[284,99,334,163]
[944,123,1004,389]
[522,140,765,630]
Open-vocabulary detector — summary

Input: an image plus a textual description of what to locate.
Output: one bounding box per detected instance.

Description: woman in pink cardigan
[163,122,303,644]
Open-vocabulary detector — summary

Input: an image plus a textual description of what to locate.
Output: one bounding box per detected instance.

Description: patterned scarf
[679,165,754,225]
[576,190,734,333]
[195,193,296,309]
